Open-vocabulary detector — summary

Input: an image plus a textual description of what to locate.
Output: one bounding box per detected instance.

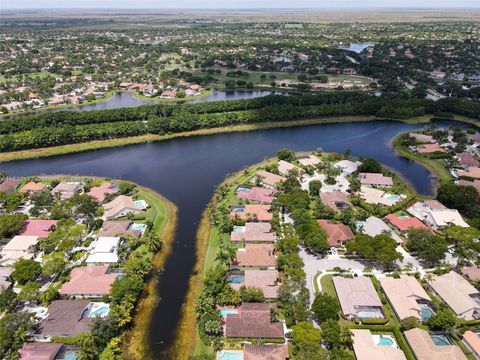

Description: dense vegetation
[1,93,479,152]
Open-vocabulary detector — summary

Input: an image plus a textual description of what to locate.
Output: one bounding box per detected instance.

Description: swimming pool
[62,352,78,360]
[232,226,246,232]
[430,334,451,346]
[373,334,397,347]
[387,195,400,201]
[236,186,251,193]
[217,351,243,360]
[228,275,244,284]
[87,303,110,318]
[420,308,434,320]
[219,308,238,319]
[134,200,147,208]
[130,223,147,232]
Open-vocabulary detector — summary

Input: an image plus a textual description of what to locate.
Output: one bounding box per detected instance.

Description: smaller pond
[340,43,375,53]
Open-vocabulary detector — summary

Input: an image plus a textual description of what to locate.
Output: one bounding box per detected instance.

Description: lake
[340,42,375,53]
[0,119,462,358]
[2,90,279,120]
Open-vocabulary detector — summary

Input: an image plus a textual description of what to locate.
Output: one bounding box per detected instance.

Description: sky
[3,0,480,9]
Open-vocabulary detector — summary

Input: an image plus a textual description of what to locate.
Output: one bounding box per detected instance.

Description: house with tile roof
[60,266,119,298]
[233,244,276,269]
[243,344,289,360]
[230,205,273,222]
[236,186,276,204]
[405,328,467,360]
[230,269,280,299]
[19,220,58,238]
[317,220,354,247]
[352,329,407,360]
[255,170,286,189]
[385,214,429,232]
[230,222,275,243]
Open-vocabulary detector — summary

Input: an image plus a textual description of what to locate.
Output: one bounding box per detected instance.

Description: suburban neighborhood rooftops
[359,173,393,187]
[234,244,276,268]
[243,344,288,360]
[317,220,354,247]
[335,160,362,175]
[88,182,118,203]
[352,329,407,360]
[362,216,402,243]
[98,220,139,238]
[462,331,480,358]
[298,155,321,166]
[0,178,19,193]
[102,195,144,219]
[236,186,276,204]
[2,235,39,252]
[230,205,273,222]
[60,266,118,296]
[320,191,352,212]
[255,170,286,188]
[457,179,480,192]
[230,222,275,243]
[379,275,431,320]
[225,303,284,339]
[38,300,92,337]
[385,214,428,232]
[404,328,467,360]
[19,220,58,238]
[18,342,63,360]
[417,143,446,154]
[231,269,280,299]
[277,160,301,176]
[461,267,480,282]
[333,276,382,318]
[20,181,47,193]
[407,201,469,228]
[51,182,82,200]
[409,133,435,143]
[458,167,480,180]
[457,152,479,168]
[428,271,480,320]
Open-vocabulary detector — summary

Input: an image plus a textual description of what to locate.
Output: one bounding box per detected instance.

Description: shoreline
[0,115,456,163]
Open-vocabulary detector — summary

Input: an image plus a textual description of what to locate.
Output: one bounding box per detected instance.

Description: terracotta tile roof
[417,143,446,154]
[457,153,479,168]
[352,329,407,360]
[0,177,19,193]
[463,331,480,356]
[231,270,280,299]
[230,205,273,222]
[385,214,428,232]
[333,276,383,318]
[244,344,289,360]
[60,266,118,296]
[50,182,82,200]
[236,186,276,204]
[317,220,354,247]
[20,181,47,193]
[457,180,480,193]
[256,170,286,188]
[18,342,63,360]
[98,220,137,238]
[277,160,301,176]
[225,303,284,339]
[19,220,58,238]
[458,167,480,180]
[88,182,118,203]
[38,300,92,337]
[405,328,467,360]
[103,195,143,219]
[231,223,275,243]
[461,267,480,282]
[359,173,393,187]
[234,244,276,268]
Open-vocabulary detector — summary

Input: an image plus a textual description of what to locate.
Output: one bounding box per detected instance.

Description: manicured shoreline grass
[391,133,453,190]
[122,185,178,360]
[1,114,465,163]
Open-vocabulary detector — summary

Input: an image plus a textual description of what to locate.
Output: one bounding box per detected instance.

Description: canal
[0,119,462,358]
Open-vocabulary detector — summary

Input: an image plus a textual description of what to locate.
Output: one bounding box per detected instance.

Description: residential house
[255,170,286,189]
[20,181,47,194]
[98,220,142,238]
[230,269,280,299]
[60,266,119,298]
[37,300,93,338]
[320,191,352,212]
[404,328,467,360]
[317,220,354,247]
[361,216,402,243]
[428,271,480,320]
[102,195,145,219]
[236,186,276,204]
[409,133,435,143]
[360,186,402,207]
[225,303,284,339]
[0,236,39,265]
[359,173,393,188]
[230,205,272,222]
[461,267,480,283]
[416,144,446,154]
[407,200,469,229]
[85,237,120,265]
[457,153,479,168]
[230,222,275,243]
[458,179,480,193]
[379,275,433,320]
[243,344,288,360]
[0,177,19,193]
[333,276,384,319]
[385,214,429,232]
[277,160,301,176]
[351,329,407,360]
[462,331,480,360]
[19,220,58,238]
[88,182,118,203]
[233,244,276,269]
[298,155,321,166]
[334,160,362,175]
[0,267,13,293]
[51,182,82,200]
[458,167,480,180]
[18,342,63,360]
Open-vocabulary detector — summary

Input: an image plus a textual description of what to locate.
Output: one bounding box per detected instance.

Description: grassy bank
[122,185,178,360]
[0,115,444,163]
[392,133,453,190]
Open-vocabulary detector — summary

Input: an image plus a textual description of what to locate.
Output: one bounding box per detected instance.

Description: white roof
[363,216,402,243]
[2,236,39,252]
[0,251,35,265]
[90,237,120,253]
[335,160,362,174]
[298,155,321,166]
[85,253,118,264]
[277,160,300,176]
[430,210,469,228]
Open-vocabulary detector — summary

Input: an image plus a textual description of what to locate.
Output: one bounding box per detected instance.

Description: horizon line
[3,6,480,10]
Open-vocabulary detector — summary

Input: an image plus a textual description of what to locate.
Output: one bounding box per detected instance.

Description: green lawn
[320,274,338,299]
